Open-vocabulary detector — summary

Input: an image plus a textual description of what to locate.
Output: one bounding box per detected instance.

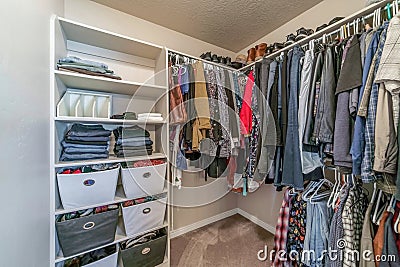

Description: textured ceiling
[90,0,324,52]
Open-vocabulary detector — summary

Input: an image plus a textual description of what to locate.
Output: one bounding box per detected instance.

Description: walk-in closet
[3,0,400,266]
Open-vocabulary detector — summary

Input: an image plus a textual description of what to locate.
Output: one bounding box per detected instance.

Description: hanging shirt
[351,26,382,178]
[239,71,254,136]
[361,23,389,183]
[272,189,292,267]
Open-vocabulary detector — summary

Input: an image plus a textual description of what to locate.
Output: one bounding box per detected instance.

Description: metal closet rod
[167,48,238,72]
[239,0,397,71]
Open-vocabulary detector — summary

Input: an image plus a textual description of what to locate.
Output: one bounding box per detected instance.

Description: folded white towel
[138,113,162,118]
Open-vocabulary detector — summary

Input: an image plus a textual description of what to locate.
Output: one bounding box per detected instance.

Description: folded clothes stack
[122,192,167,208]
[122,159,165,168]
[57,204,119,222]
[59,163,118,174]
[137,112,164,121]
[60,124,111,161]
[113,125,153,157]
[57,56,122,80]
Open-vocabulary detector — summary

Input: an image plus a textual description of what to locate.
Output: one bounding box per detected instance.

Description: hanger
[374,194,395,225]
[393,0,399,17]
[279,51,285,61]
[288,187,299,196]
[387,195,395,212]
[309,179,334,204]
[354,18,361,35]
[370,182,378,205]
[333,173,348,206]
[373,10,377,29]
[349,174,357,189]
[372,189,385,224]
[394,199,400,233]
[327,169,339,208]
[371,189,382,224]
[302,180,321,201]
[352,19,356,35]
[375,7,382,28]
[387,3,392,21]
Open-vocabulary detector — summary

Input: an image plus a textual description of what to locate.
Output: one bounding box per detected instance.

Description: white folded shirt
[138,113,162,118]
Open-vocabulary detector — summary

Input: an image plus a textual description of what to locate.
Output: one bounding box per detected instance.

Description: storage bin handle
[83,179,95,186]
[83,221,95,230]
[142,208,151,214]
[142,172,151,178]
[141,247,151,255]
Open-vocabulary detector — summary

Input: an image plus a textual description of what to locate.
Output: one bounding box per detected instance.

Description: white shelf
[55,70,166,98]
[55,186,168,215]
[51,16,170,267]
[58,17,163,60]
[55,153,167,168]
[55,116,166,125]
[55,222,169,263]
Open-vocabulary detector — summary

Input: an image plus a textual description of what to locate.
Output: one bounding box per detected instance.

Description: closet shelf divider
[55,70,167,99]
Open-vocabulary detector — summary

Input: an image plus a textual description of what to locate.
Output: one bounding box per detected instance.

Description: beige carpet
[171,214,275,267]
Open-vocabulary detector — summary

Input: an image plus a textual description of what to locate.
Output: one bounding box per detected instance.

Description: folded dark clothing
[60,152,109,161]
[58,66,122,80]
[116,137,151,143]
[114,145,152,151]
[66,124,112,137]
[57,63,114,74]
[115,140,153,147]
[61,140,109,149]
[114,125,150,139]
[64,139,110,146]
[114,149,153,158]
[58,56,109,69]
[110,112,137,120]
[65,135,111,142]
[63,147,110,154]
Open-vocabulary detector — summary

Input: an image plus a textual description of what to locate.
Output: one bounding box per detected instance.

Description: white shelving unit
[50,15,170,266]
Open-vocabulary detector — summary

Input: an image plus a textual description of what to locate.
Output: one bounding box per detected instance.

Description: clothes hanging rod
[167,48,238,72]
[239,0,396,71]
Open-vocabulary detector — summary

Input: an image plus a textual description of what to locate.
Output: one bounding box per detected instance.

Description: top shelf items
[54,17,168,100]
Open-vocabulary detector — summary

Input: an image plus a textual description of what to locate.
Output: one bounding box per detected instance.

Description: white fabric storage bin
[82,251,118,267]
[122,198,167,237]
[57,167,119,209]
[121,163,166,199]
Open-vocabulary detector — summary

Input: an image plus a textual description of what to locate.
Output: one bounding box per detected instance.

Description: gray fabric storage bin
[120,234,167,267]
[56,208,118,257]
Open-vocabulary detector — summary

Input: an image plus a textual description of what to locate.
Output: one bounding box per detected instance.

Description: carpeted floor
[171,214,275,267]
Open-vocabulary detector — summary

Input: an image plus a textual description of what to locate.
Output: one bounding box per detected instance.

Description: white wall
[64,0,235,58]
[0,0,63,266]
[238,0,366,55]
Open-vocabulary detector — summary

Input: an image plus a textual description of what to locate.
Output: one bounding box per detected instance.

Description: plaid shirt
[328,185,350,267]
[361,23,388,183]
[342,184,368,267]
[272,189,291,267]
